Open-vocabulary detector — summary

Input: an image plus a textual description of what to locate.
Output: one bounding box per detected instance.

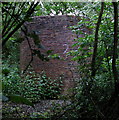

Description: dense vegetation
[2,2,119,119]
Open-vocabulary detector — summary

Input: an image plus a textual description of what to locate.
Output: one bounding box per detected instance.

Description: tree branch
[91,2,105,76]
[2,2,39,47]
[21,25,34,74]
[2,3,13,35]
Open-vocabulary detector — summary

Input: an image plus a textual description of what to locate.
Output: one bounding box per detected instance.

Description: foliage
[2,2,39,47]
[2,64,63,102]
[2,34,20,61]
[34,2,87,16]
[63,2,118,119]
[2,2,119,119]
[2,35,63,103]
[42,2,118,119]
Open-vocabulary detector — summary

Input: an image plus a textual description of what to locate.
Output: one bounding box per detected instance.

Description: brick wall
[20,15,84,95]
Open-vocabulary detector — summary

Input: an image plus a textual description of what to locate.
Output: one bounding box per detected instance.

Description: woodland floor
[2,100,71,119]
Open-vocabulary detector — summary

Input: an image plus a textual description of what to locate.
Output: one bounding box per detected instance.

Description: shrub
[2,64,63,103]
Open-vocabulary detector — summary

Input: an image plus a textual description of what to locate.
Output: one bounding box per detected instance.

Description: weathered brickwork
[20,15,83,95]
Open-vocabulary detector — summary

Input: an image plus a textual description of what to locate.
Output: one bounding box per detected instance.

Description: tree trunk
[91,2,104,76]
[112,2,119,96]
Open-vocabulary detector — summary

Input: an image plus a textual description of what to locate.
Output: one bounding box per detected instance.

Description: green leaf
[28,32,40,45]
[2,68,10,76]
[46,50,53,55]
[9,94,34,107]
[33,49,49,61]
[25,17,33,22]
[2,82,5,90]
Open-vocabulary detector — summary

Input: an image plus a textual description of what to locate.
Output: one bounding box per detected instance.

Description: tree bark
[91,2,105,76]
[112,2,119,95]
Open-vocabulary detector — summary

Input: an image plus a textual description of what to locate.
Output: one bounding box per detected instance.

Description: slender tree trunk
[112,2,119,95]
[91,2,105,76]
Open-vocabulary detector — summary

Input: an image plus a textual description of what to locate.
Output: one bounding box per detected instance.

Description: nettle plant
[2,64,63,103]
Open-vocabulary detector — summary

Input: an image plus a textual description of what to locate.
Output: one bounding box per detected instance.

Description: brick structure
[20,15,83,95]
